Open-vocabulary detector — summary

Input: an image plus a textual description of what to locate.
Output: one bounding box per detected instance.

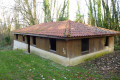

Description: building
[13,20,120,66]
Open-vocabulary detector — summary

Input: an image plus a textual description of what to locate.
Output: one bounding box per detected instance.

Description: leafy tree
[75,0,83,23]
[86,0,96,25]
[57,0,69,21]
[33,0,37,24]
[43,0,53,23]
[14,0,20,29]
[97,0,102,27]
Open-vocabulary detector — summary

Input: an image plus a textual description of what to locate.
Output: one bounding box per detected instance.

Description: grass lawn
[0,50,119,80]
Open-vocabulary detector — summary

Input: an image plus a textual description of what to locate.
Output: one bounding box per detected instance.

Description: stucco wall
[13,40,28,51]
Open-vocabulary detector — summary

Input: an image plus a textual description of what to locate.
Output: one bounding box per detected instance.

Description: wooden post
[108,36,114,48]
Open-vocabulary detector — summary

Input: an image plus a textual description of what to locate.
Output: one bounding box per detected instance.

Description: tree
[33,0,37,24]
[97,0,102,27]
[14,0,20,29]
[15,0,38,26]
[102,0,111,29]
[25,0,35,25]
[86,0,96,25]
[43,0,53,23]
[57,0,69,21]
[75,0,83,23]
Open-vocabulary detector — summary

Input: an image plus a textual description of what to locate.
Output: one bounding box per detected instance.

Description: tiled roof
[13,20,120,38]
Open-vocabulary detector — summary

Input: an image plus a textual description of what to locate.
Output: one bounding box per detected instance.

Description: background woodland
[0,0,120,49]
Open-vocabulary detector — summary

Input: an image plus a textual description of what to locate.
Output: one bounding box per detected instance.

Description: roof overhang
[13,32,119,41]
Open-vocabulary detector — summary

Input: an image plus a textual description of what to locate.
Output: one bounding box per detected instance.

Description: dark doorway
[27,36,30,53]
[16,34,18,40]
[32,36,36,45]
[23,35,25,42]
[81,38,89,53]
[50,38,56,51]
[105,37,109,46]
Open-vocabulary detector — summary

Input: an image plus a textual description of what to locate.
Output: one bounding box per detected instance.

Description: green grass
[0,45,12,51]
[0,50,118,80]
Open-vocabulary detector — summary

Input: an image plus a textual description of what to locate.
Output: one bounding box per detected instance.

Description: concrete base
[69,47,113,66]
[30,46,70,66]
[13,40,114,66]
[13,40,28,51]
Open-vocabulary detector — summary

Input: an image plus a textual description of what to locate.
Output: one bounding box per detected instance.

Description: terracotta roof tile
[13,20,120,38]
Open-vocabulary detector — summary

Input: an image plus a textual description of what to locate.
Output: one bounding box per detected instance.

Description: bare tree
[33,0,37,24]
[15,0,38,26]
[14,0,20,29]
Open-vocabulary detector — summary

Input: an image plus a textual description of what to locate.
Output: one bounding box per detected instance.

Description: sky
[0,0,88,23]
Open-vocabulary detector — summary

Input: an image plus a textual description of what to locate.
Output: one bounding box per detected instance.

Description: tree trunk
[33,0,37,24]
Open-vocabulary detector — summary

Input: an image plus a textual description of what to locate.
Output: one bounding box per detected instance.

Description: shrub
[5,36,11,44]
[114,45,120,51]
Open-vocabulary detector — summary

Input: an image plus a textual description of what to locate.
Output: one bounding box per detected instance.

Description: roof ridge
[68,20,71,37]
[64,20,71,37]
[64,21,68,37]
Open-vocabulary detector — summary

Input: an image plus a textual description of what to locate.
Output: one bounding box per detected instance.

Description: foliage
[114,45,120,51]
[0,33,13,50]
[43,0,53,23]
[57,0,69,21]
[75,0,84,23]
[97,0,102,27]
[86,0,119,28]
[5,36,11,44]
[43,0,69,22]
[86,0,96,26]
[86,0,120,45]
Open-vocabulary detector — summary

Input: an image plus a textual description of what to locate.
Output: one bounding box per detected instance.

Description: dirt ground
[80,51,120,79]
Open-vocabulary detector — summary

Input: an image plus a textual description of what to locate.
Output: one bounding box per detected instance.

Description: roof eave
[13,32,119,40]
